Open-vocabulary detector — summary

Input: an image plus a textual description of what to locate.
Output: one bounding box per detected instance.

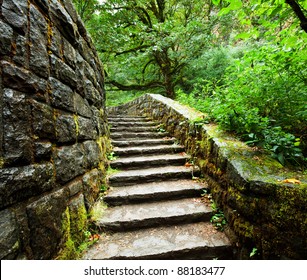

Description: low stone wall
[109,93,307,259]
[0,0,109,259]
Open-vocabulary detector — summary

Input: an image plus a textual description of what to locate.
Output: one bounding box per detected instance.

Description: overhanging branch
[114,44,151,56]
[286,0,307,33]
[106,80,164,91]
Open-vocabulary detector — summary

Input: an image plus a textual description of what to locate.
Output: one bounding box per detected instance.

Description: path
[82,114,232,259]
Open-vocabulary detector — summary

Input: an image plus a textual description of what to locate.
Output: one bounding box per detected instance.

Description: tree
[86,0,221,99]
[72,0,100,23]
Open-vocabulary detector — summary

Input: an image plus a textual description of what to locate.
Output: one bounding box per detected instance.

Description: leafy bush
[177,43,307,167]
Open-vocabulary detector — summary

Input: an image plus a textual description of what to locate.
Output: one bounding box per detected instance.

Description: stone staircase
[82,114,232,259]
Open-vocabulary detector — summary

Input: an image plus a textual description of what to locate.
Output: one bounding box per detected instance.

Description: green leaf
[212,0,220,5]
[250,248,258,257]
[235,32,252,40]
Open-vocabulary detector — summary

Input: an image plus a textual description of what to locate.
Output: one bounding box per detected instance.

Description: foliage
[107,151,118,161]
[72,0,100,23]
[106,90,144,107]
[176,0,307,168]
[249,247,258,258]
[211,211,227,231]
[76,0,236,99]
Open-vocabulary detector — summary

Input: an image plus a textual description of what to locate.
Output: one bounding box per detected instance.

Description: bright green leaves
[218,0,243,16]
[177,43,307,167]
[211,0,221,5]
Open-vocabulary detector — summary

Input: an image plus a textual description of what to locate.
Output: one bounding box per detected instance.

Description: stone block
[13,35,27,66]
[29,5,49,78]
[63,38,76,69]
[50,54,77,89]
[49,0,79,47]
[78,116,97,141]
[74,93,92,118]
[83,60,97,86]
[92,107,107,136]
[3,89,33,165]
[84,79,102,107]
[67,179,83,197]
[61,0,79,23]
[0,209,20,259]
[1,61,47,94]
[0,163,55,208]
[76,15,88,38]
[26,188,69,259]
[50,26,62,58]
[83,140,100,169]
[34,141,52,161]
[2,0,28,35]
[53,143,85,184]
[0,20,13,55]
[33,0,49,13]
[31,100,56,139]
[49,77,74,113]
[55,113,77,143]
[82,169,103,209]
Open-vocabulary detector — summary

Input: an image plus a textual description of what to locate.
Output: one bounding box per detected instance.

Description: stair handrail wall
[108,93,307,260]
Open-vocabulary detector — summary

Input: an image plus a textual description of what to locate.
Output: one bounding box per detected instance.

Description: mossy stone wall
[0,0,109,259]
[109,93,307,259]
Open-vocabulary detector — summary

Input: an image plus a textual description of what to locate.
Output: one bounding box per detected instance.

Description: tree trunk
[164,73,175,99]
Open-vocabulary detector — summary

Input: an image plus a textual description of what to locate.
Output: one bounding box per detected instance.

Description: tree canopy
[74,0,237,98]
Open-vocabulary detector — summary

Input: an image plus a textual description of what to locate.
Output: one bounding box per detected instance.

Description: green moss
[73,114,79,139]
[234,219,254,239]
[0,157,4,168]
[56,207,78,260]
[69,201,88,247]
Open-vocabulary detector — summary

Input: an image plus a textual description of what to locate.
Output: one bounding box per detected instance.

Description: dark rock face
[0,0,109,259]
[0,209,19,259]
[26,188,68,260]
[0,20,13,55]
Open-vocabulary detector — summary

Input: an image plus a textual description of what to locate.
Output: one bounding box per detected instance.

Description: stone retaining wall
[0,0,109,259]
[109,93,307,259]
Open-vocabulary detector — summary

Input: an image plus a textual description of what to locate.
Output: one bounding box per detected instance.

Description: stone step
[108,165,200,187]
[110,126,158,133]
[104,179,207,206]
[113,144,185,156]
[108,117,149,122]
[109,121,158,127]
[82,222,232,260]
[111,138,176,147]
[110,153,190,170]
[111,131,169,140]
[94,197,211,231]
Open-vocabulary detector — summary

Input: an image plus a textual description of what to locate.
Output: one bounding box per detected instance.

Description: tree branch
[114,44,151,56]
[106,80,164,91]
[286,0,307,33]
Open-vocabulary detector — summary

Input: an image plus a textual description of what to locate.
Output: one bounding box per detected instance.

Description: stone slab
[109,121,157,127]
[110,153,190,170]
[82,222,231,260]
[109,166,199,186]
[113,145,185,156]
[111,138,176,147]
[108,117,149,122]
[110,126,158,133]
[111,131,169,140]
[104,179,207,206]
[95,197,212,231]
